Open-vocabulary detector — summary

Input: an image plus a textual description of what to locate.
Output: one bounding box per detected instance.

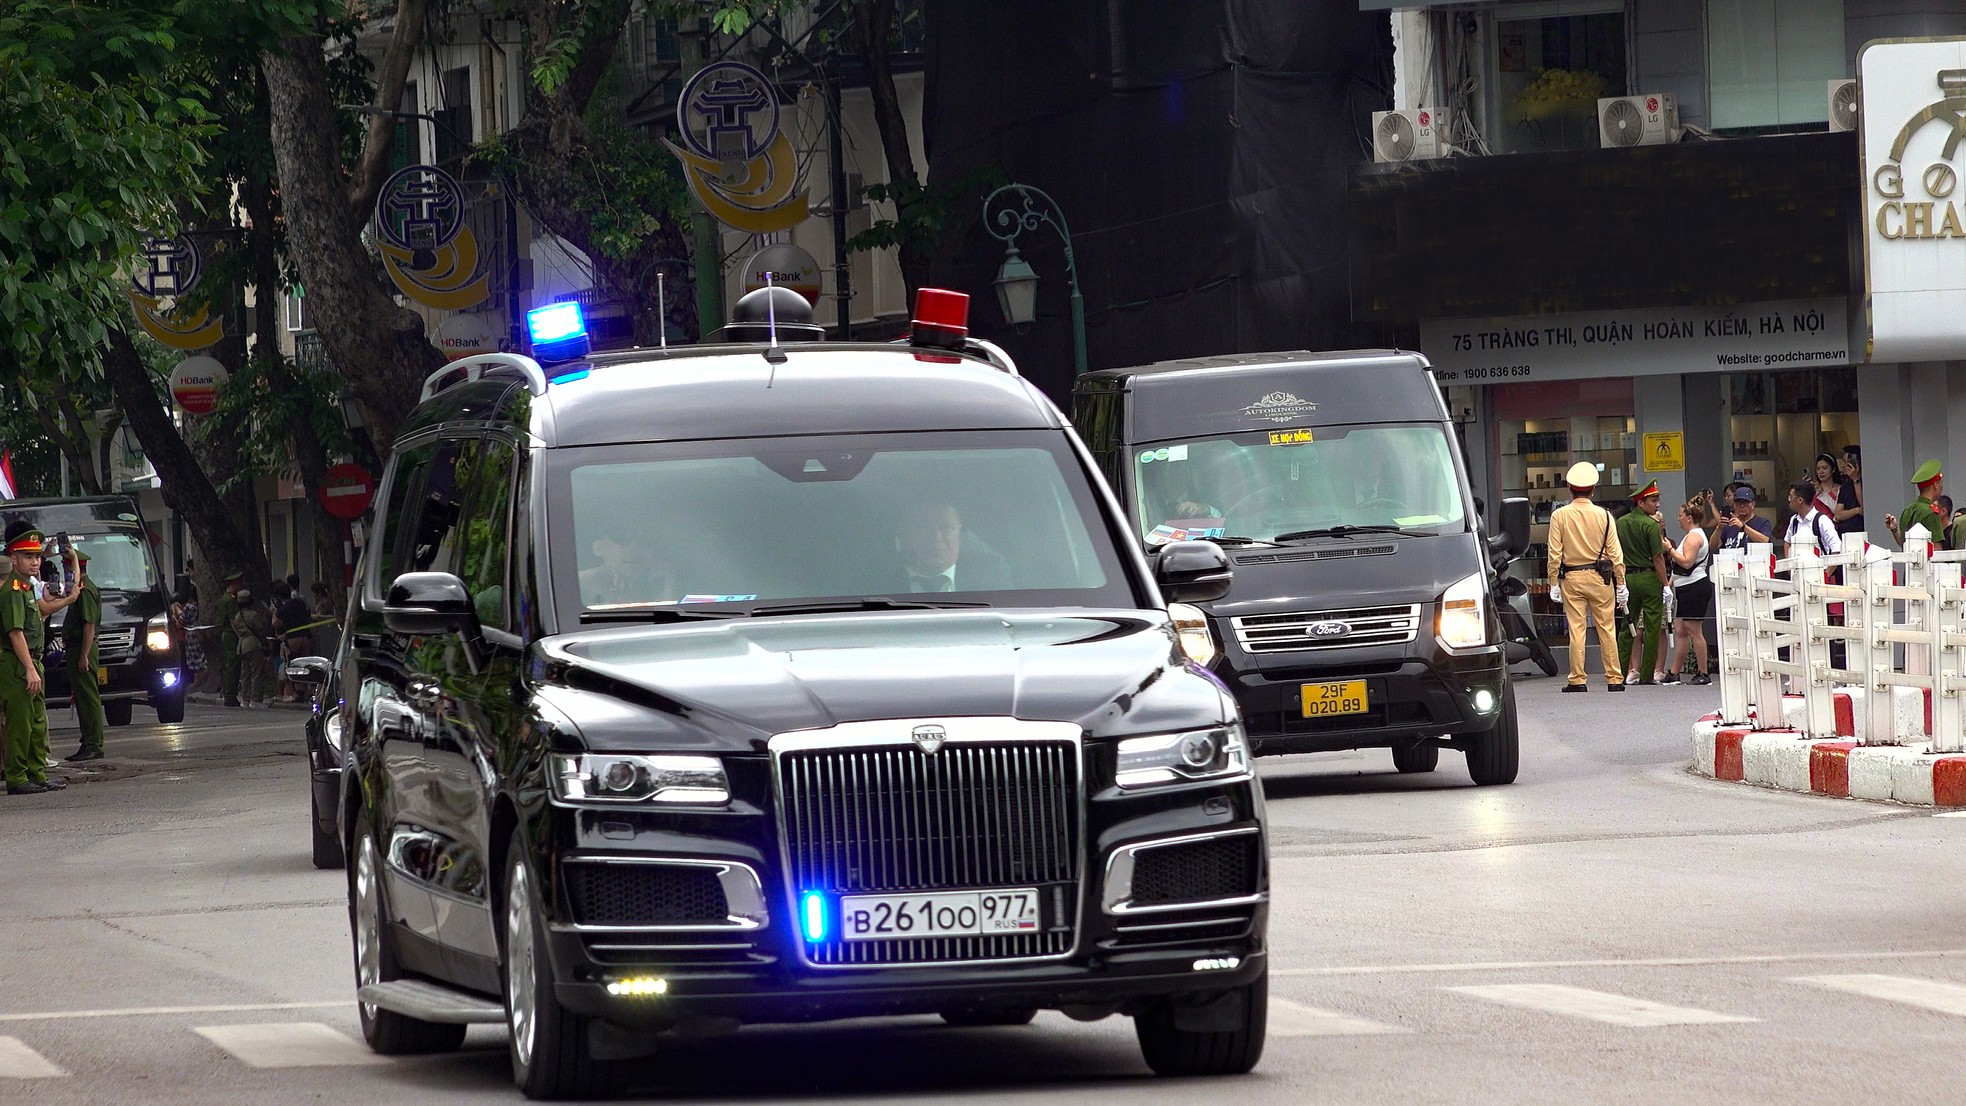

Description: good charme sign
[1860,38,1966,363]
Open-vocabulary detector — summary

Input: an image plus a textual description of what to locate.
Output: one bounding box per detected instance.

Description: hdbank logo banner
[1860,38,1966,363]
[374,165,489,310]
[663,61,809,234]
[128,233,224,350]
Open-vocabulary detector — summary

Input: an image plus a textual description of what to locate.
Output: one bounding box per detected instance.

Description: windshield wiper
[747,597,989,617]
[1272,525,1418,542]
[1204,535,1276,546]
[579,608,739,624]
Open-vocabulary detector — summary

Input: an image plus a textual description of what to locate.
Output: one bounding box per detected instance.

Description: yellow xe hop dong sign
[664,61,810,234]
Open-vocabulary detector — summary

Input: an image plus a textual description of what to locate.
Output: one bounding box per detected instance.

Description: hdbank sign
[1860,38,1966,362]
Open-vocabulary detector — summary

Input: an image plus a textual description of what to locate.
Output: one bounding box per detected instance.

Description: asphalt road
[5,672,1966,1105]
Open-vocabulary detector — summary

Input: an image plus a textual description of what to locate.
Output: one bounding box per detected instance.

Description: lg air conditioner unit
[1372,108,1449,164]
[1828,78,1859,132]
[1597,93,1680,148]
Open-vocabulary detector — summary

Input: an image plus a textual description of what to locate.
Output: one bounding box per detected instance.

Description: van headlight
[323,709,344,753]
[551,754,729,805]
[1168,602,1219,666]
[1116,724,1249,789]
[1436,571,1489,652]
[146,613,172,653]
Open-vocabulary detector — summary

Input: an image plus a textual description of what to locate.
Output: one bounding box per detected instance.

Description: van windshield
[69,530,157,592]
[546,430,1137,615]
[1131,424,1468,545]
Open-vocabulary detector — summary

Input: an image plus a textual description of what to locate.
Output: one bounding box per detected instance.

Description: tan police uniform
[1547,463,1626,689]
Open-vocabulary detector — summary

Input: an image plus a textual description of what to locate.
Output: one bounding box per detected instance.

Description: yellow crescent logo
[380,226,490,311]
[127,291,225,351]
[664,133,810,233]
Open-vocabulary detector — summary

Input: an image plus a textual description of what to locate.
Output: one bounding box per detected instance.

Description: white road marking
[1794,974,1966,1016]
[1268,998,1406,1037]
[0,1001,348,1023]
[0,1036,67,1078]
[194,1022,388,1069]
[1446,984,1757,1027]
[1275,947,1966,977]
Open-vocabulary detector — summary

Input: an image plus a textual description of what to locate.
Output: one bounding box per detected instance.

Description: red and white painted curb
[1689,688,1966,806]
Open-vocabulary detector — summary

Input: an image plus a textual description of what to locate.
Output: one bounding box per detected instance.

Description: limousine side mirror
[384,572,479,636]
[284,656,332,686]
[1487,497,1532,563]
[1154,539,1232,603]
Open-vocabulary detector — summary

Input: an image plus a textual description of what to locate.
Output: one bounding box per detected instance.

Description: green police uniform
[1,563,52,790]
[216,573,242,706]
[1615,503,1666,684]
[63,559,105,755]
[1899,497,1946,549]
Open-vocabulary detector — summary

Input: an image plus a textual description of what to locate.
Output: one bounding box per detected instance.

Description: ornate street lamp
[982,183,1088,376]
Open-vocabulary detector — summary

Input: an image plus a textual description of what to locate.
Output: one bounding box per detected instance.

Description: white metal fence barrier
[1714,525,1966,751]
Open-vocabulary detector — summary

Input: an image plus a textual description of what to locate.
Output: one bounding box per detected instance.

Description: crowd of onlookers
[171,573,338,707]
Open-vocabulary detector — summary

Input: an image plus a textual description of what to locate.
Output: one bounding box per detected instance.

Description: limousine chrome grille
[772,719,1082,967]
[1231,603,1422,654]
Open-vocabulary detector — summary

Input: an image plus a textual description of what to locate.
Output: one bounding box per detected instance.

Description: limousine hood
[531,609,1233,753]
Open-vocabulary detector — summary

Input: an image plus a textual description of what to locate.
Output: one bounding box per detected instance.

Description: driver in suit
[895,502,1010,592]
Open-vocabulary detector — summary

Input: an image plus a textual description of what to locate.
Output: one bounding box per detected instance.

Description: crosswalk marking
[0,1036,66,1079]
[1446,984,1757,1027]
[1268,997,1407,1037]
[194,1022,388,1069]
[1793,974,1966,1016]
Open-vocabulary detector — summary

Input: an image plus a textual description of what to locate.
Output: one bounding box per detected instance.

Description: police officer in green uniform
[216,570,243,707]
[1887,459,1947,549]
[62,548,107,761]
[1615,480,1668,685]
[2,530,78,794]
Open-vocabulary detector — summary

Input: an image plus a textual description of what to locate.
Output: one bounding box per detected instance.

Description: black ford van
[1073,351,1528,785]
[1,496,185,725]
[307,291,1271,1098]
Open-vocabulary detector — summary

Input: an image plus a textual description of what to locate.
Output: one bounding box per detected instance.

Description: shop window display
[1726,367,1858,540]
[1494,8,1629,155]
[1496,403,1637,642]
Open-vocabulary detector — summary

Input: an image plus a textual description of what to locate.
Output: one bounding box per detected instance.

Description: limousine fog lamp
[527,301,591,363]
[1436,571,1489,652]
[1472,688,1498,714]
[550,753,729,804]
[146,614,172,652]
[1115,725,1249,789]
[802,891,828,942]
[605,977,668,997]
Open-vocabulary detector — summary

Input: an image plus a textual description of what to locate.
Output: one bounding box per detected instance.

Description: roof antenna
[763,273,788,367]
[656,272,668,351]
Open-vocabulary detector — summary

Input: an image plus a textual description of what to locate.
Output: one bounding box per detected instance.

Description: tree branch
[346,0,432,222]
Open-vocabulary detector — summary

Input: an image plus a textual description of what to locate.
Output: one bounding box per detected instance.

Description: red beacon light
[910,288,969,353]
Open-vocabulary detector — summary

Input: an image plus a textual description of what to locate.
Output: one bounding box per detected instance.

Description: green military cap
[5,529,45,555]
[1913,459,1943,486]
[73,548,90,564]
[223,570,244,583]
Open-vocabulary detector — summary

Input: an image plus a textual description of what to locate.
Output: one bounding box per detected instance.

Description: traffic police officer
[1546,462,1628,692]
[2,530,78,794]
[1886,459,1946,549]
[1616,480,1668,685]
[62,549,107,761]
[216,570,243,707]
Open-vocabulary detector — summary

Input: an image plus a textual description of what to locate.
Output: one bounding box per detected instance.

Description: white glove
[1616,584,1630,607]
[1548,583,1562,606]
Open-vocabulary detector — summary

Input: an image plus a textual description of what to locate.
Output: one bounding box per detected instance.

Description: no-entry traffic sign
[319,462,375,521]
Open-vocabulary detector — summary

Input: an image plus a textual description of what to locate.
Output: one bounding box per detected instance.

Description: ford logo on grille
[911,724,948,755]
[1306,620,1352,639]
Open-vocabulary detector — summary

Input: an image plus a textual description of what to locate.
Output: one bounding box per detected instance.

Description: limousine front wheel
[1134,969,1267,1077]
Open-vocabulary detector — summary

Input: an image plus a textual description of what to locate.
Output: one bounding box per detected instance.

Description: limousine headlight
[551,753,729,805]
[146,614,172,653]
[1168,602,1219,666]
[1436,571,1489,652]
[1116,724,1249,789]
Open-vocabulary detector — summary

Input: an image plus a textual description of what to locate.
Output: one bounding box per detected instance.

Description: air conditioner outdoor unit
[1597,93,1680,148]
[1828,78,1859,132]
[1372,108,1449,164]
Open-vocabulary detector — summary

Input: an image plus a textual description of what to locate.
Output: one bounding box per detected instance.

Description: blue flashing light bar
[527,301,591,363]
[801,891,827,942]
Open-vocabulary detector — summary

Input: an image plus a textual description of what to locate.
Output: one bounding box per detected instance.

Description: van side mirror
[1154,540,1232,603]
[284,656,332,686]
[384,572,479,636]
[1486,497,1532,563]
